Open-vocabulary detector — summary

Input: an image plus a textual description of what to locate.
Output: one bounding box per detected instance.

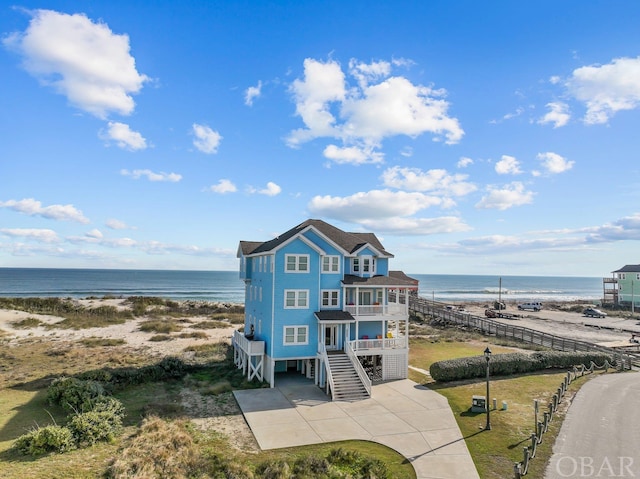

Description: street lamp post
[484,347,492,431]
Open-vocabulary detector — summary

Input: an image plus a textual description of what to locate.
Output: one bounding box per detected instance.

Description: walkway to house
[233,375,480,479]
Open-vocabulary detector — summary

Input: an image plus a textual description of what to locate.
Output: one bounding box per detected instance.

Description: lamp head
[484,347,492,361]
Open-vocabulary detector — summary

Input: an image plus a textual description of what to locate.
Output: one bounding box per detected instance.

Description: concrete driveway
[233,375,480,479]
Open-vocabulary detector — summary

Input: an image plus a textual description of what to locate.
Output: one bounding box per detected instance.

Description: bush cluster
[429,351,614,382]
[14,378,125,456]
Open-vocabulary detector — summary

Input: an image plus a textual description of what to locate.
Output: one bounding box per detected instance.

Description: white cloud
[100,121,147,150]
[0,198,89,223]
[262,182,281,196]
[288,58,346,146]
[86,229,103,239]
[495,155,522,175]
[323,144,383,165]
[381,166,476,197]
[358,216,472,235]
[208,179,237,194]
[105,218,129,230]
[342,76,463,143]
[244,81,262,106]
[536,152,574,174]
[192,123,223,154]
[475,182,534,210]
[566,56,640,124]
[0,228,60,243]
[308,189,447,222]
[538,102,570,128]
[457,157,473,168]
[348,59,391,88]
[286,57,463,163]
[120,169,182,182]
[3,9,148,118]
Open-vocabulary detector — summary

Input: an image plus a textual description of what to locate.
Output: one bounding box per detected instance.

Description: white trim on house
[283,325,309,345]
[285,254,310,273]
[284,289,309,309]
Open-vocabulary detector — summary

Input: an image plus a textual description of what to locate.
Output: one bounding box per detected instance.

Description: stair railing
[318,342,335,401]
[345,340,372,396]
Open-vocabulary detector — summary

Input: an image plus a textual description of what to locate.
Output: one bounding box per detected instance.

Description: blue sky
[1,1,640,277]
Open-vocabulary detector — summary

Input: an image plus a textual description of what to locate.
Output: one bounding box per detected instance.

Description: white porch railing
[345,341,372,396]
[350,336,408,351]
[318,342,335,401]
[233,330,265,381]
[344,303,406,317]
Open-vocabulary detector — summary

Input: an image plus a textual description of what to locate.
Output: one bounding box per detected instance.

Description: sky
[1,1,640,277]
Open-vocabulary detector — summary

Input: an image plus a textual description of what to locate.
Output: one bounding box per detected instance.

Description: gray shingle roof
[314,310,356,322]
[613,264,640,273]
[239,219,393,257]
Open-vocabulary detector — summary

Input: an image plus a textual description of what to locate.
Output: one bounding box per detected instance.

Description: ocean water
[0,268,604,304]
[411,274,603,303]
[0,268,245,303]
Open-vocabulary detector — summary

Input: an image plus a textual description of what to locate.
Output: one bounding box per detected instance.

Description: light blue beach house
[232,219,418,400]
[604,264,640,308]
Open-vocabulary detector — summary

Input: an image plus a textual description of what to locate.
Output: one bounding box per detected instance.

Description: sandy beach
[0,297,240,356]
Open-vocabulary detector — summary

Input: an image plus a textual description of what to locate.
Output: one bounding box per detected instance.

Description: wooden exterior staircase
[327,352,370,401]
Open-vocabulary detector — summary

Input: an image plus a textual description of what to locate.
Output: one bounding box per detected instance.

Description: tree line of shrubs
[13,356,188,456]
[429,350,615,382]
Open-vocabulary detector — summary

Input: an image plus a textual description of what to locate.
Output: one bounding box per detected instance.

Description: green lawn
[409,337,603,478]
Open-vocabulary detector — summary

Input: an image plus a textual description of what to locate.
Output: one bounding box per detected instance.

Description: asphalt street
[545,372,640,478]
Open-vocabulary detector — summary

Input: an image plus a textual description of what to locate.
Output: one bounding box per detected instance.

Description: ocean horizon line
[0,266,604,280]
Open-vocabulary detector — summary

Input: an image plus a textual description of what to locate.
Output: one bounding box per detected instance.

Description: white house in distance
[232,219,418,401]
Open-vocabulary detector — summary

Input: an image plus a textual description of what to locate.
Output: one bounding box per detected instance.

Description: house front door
[325,325,338,351]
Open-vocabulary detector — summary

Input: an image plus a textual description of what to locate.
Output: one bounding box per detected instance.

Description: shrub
[47,377,106,412]
[14,425,75,455]
[429,351,615,382]
[256,460,291,479]
[68,410,123,446]
[92,396,126,418]
[106,417,204,479]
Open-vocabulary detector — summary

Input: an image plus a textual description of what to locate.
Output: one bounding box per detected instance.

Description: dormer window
[352,256,375,275]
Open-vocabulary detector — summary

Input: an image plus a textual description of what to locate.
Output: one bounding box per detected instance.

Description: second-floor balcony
[344,303,407,317]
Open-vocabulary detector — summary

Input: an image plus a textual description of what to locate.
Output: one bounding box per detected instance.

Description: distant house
[232,219,418,401]
[604,265,640,308]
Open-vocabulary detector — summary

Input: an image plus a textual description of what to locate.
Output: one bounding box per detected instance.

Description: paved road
[545,372,640,478]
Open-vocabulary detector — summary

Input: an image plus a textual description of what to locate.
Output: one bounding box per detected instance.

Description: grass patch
[11,317,43,329]
[210,312,245,324]
[148,334,173,342]
[182,342,228,360]
[138,319,183,334]
[190,320,230,329]
[176,331,208,340]
[78,337,126,347]
[409,337,604,478]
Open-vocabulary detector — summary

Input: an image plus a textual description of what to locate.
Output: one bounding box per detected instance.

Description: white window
[621,273,626,280]
[321,290,340,307]
[284,290,308,308]
[362,256,375,274]
[352,258,360,273]
[284,326,308,345]
[636,274,640,280]
[322,255,340,273]
[285,254,309,272]
[270,256,274,273]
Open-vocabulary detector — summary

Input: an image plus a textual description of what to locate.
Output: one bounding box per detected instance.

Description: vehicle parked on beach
[583,307,607,318]
[517,301,542,311]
